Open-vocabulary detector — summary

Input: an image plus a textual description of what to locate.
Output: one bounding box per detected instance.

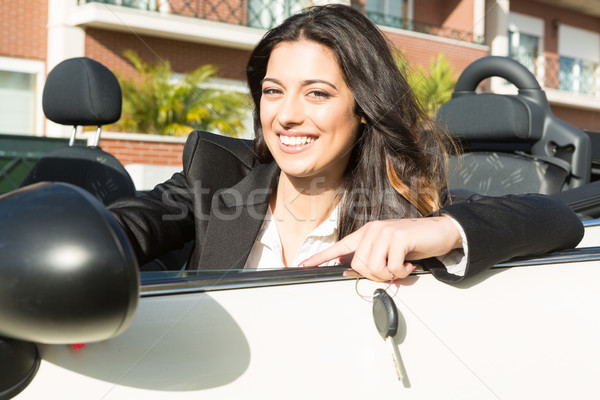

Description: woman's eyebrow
[261,77,281,86]
[261,77,337,90]
[302,79,337,90]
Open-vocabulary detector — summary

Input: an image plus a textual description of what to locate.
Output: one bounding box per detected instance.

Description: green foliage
[396,53,456,117]
[111,50,249,137]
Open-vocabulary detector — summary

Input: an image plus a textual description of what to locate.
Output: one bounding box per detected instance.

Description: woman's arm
[301,215,462,281]
[302,194,583,283]
[108,172,196,266]
[431,193,583,282]
[107,132,205,265]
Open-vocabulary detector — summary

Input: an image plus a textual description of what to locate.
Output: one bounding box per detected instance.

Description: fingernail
[298,258,310,267]
[343,269,359,278]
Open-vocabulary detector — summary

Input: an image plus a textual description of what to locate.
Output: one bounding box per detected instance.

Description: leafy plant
[110,50,249,137]
[396,53,456,117]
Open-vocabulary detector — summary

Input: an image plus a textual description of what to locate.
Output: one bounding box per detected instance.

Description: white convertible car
[3,185,600,400]
[2,56,600,399]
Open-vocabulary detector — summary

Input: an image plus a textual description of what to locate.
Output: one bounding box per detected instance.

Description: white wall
[508,12,544,37]
[559,25,600,62]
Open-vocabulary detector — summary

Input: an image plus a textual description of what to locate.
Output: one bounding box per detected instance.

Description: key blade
[387,336,404,381]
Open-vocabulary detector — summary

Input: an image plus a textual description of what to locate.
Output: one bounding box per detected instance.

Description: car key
[372,288,404,381]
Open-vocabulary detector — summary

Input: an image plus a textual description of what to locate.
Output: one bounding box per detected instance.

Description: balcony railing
[511,54,600,97]
[79,0,484,44]
[78,0,311,29]
[365,11,484,45]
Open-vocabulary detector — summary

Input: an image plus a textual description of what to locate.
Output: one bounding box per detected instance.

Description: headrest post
[94,126,102,147]
[68,126,77,147]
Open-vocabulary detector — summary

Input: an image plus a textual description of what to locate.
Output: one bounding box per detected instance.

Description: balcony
[508,53,600,110]
[78,0,307,29]
[78,1,484,44]
[511,54,600,97]
[556,57,599,97]
[365,11,484,45]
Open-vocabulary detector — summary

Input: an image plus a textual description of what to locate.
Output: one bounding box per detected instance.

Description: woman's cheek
[260,103,277,132]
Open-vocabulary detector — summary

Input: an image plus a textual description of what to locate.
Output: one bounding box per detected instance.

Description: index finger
[300,230,360,267]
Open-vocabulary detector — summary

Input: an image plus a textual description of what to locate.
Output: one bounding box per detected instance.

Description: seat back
[21,57,136,204]
[436,56,591,196]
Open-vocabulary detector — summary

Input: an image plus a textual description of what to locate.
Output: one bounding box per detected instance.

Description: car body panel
[15,223,600,399]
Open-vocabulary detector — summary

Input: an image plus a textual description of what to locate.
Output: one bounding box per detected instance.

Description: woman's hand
[301,216,463,282]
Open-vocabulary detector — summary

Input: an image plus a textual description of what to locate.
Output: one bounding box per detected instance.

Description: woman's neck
[270,172,341,267]
[271,172,340,227]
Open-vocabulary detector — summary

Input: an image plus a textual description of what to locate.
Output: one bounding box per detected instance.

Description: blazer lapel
[198,162,279,270]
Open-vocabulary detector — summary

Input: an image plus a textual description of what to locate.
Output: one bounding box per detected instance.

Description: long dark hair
[246,4,450,238]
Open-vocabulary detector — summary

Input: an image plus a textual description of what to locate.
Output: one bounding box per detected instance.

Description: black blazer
[109,131,584,283]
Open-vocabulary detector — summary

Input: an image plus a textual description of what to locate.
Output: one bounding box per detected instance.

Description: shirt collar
[256,203,340,249]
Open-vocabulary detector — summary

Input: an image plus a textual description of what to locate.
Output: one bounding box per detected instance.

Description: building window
[365,0,407,28]
[507,12,544,83]
[508,31,539,75]
[247,0,305,29]
[558,25,600,97]
[558,57,598,96]
[0,57,45,136]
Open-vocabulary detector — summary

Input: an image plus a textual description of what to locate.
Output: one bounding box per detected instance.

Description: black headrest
[436,94,542,142]
[42,57,122,126]
[453,56,542,93]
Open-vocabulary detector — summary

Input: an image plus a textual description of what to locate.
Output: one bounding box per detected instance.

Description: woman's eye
[308,90,331,99]
[262,88,282,96]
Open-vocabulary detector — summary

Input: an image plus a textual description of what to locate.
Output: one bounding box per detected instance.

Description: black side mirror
[0,182,139,343]
[0,182,139,398]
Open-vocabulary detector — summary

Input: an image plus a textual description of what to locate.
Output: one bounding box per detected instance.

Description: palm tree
[397,53,456,117]
[111,50,249,137]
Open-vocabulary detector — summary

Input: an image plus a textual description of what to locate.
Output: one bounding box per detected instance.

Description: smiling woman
[259,41,360,183]
[256,40,362,267]
[108,4,583,284]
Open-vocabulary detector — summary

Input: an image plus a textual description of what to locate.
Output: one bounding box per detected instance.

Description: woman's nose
[277,94,304,127]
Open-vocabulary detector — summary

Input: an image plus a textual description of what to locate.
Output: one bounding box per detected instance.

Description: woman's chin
[279,165,318,180]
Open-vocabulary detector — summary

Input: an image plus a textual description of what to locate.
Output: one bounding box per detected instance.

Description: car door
[14,223,600,399]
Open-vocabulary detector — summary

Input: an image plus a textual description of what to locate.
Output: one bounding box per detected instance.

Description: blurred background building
[1,0,599,190]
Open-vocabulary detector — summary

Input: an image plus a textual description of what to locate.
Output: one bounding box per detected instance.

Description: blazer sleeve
[424,194,584,283]
[107,134,201,265]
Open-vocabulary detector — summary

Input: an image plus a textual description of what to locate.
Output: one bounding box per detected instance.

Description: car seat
[436,56,591,196]
[20,57,136,205]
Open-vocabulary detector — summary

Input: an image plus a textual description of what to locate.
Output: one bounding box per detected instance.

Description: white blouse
[244,205,468,277]
[244,205,341,269]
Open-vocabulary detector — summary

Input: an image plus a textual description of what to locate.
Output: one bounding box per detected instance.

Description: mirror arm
[0,337,40,399]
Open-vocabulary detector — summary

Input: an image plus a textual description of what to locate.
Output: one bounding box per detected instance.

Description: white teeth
[280,135,316,146]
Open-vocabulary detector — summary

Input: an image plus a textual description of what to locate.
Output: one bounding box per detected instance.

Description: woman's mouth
[279,135,317,146]
[277,134,318,154]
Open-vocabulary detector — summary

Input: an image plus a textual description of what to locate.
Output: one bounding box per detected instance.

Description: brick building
[1,0,599,188]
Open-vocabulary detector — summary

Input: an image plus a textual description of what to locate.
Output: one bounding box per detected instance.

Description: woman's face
[260,40,362,184]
